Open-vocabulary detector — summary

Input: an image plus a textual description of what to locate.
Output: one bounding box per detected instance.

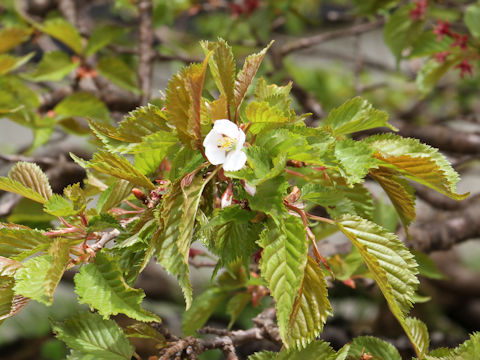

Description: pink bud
[221,183,234,208]
[241,180,256,197]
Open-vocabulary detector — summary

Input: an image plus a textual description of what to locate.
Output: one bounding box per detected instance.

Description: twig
[0,153,56,165]
[90,229,121,251]
[137,0,154,105]
[280,19,385,56]
[157,308,281,359]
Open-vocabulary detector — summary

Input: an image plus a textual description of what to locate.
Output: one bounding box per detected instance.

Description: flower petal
[205,144,226,165]
[203,129,222,147]
[223,150,247,171]
[235,127,246,150]
[213,119,239,139]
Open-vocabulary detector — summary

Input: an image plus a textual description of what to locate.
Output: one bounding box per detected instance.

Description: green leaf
[405,317,430,359]
[55,92,110,123]
[64,183,87,213]
[74,252,160,322]
[0,52,34,75]
[154,173,215,308]
[249,340,336,360]
[44,194,78,217]
[301,183,374,220]
[258,216,308,347]
[322,97,393,136]
[366,133,468,200]
[210,219,261,271]
[334,138,378,185]
[248,351,277,360]
[0,178,46,204]
[0,26,32,53]
[416,55,462,95]
[114,241,155,286]
[226,145,285,186]
[410,32,453,58]
[97,56,140,94]
[124,323,165,343]
[465,4,480,38]
[131,131,178,175]
[23,51,79,82]
[0,162,52,204]
[11,162,52,199]
[90,105,171,152]
[255,77,293,115]
[246,101,293,134]
[370,167,416,227]
[384,5,424,61]
[412,250,446,280]
[52,312,134,360]
[169,147,205,181]
[287,256,332,349]
[201,38,236,112]
[345,336,401,360]
[0,224,52,260]
[234,41,273,110]
[86,214,122,233]
[14,239,71,306]
[0,257,28,324]
[96,179,134,213]
[84,24,126,56]
[256,127,334,164]
[248,176,288,218]
[71,151,155,190]
[165,54,211,147]
[0,286,28,324]
[226,292,251,328]
[336,215,418,324]
[452,332,480,360]
[37,18,83,54]
[182,287,229,336]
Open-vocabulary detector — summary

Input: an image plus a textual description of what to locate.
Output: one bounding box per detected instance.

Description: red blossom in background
[455,58,473,78]
[230,0,260,17]
[451,33,469,51]
[433,20,451,41]
[409,0,428,21]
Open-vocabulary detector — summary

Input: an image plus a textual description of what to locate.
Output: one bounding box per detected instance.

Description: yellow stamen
[217,135,236,151]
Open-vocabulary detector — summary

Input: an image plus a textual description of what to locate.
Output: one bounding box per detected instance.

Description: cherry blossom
[203,119,247,171]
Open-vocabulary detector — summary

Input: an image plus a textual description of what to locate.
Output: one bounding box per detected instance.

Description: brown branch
[157,308,281,359]
[413,183,480,211]
[137,0,154,105]
[406,201,480,253]
[396,122,480,155]
[280,18,385,56]
[57,0,77,25]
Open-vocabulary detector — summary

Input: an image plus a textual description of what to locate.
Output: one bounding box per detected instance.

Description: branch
[90,229,121,251]
[157,308,281,359]
[396,122,480,155]
[407,201,480,253]
[137,0,154,105]
[280,18,385,56]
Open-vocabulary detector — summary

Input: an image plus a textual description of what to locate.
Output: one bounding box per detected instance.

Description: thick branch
[407,201,480,253]
[137,0,154,105]
[397,122,480,154]
[280,19,385,56]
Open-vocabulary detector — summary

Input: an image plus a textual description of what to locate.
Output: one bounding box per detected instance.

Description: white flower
[203,119,247,171]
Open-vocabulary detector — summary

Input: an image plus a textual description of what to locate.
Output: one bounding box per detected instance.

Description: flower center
[216,135,236,151]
